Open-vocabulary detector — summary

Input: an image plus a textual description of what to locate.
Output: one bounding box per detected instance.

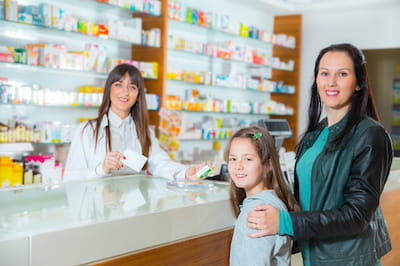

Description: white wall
[299,3,400,134]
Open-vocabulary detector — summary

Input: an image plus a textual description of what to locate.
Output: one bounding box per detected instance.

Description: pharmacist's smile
[118,97,129,103]
[325,90,339,96]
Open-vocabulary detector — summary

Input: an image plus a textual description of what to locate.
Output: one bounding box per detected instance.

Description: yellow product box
[0,156,13,187]
[139,61,158,79]
[26,43,52,66]
[65,51,85,70]
[240,24,249,38]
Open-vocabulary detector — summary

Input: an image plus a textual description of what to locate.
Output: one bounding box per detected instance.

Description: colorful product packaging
[4,0,18,21]
[25,44,40,65]
[0,46,15,63]
[38,3,51,27]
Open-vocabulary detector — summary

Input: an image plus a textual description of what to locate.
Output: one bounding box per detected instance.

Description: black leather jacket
[290,116,392,266]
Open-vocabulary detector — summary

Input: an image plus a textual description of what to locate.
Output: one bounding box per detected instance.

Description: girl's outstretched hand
[247,204,279,238]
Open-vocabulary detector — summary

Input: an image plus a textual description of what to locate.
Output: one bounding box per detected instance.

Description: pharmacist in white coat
[65,64,205,181]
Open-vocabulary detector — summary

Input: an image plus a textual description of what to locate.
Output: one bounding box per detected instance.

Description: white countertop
[0,175,234,266]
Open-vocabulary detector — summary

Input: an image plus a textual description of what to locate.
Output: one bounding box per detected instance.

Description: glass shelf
[0,61,159,80]
[168,19,272,48]
[167,109,290,116]
[168,79,296,95]
[85,0,161,17]
[177,138,229,141]
[0,102,159,111]
[0,61,109,78]
[168,48,271,69]
[0,19,154,48]
[0,102,99,109]
[168,19,295,50]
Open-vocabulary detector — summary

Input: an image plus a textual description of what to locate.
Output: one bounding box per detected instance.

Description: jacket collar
[303,112,350,148]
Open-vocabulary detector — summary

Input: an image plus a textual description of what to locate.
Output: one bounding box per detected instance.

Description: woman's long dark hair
[296,43,379,155]
[225,125,300,217]
[85,63,151,169]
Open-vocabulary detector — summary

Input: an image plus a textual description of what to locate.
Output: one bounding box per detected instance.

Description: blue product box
[0,0,4,20]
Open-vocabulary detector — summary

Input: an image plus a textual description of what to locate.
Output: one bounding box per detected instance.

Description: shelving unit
[155,2,301,157]
[1,0,302,162]
[131,0,169,131]
[0,0,162,168]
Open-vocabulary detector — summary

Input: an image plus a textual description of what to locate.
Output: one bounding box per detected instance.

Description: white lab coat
[64,114,187,181]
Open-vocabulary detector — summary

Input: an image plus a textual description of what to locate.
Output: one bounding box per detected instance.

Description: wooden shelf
[132,0,169,130]
[271,14,302,151]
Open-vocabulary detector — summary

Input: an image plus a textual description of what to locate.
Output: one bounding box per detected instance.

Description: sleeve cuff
[278,209,294,236]
[95,163,112,177]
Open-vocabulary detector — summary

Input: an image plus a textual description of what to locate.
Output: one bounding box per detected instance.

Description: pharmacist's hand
[103,151,125,174]
[102,184,124,209]
[247,204,279,238]
[185,161,212,180]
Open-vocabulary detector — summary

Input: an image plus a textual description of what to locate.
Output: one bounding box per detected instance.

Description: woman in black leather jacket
[245,43,393,266]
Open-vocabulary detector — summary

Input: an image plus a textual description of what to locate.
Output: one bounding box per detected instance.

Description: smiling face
[228,137,266,197]
[110,72,139,118]
[316,51,358,121]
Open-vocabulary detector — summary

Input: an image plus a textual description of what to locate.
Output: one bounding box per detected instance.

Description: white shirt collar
[97,109,133,138]
[108,109,131,128]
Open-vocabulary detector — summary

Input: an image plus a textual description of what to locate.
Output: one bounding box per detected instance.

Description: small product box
[4,0,18,21]
[0,46,15,62]
[25,44,40,65]
[38,3,51,27]
[196,163,213,179]
[0,1,4,20]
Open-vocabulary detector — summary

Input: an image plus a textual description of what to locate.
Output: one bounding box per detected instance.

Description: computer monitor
[257,118,292,150]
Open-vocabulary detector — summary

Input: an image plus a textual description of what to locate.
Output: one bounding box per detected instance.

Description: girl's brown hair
[84,64,151,169]
[225,125,300,217]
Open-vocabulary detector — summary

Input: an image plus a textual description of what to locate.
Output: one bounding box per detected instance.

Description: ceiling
[252,0,400,14]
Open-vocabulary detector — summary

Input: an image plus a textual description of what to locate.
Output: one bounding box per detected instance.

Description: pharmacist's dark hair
[225,125,300,217]
[296,43,379,155]
[86,64,151,169]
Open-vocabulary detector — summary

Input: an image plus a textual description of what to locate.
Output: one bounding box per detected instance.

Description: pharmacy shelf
[167,79,294,95]
[0,61,159,80]
[168,48,272,69]
[0,19,144,48]
[169,19,295,50]
[168,19,273,47]
[0,102,159,111]
[0,142,34,153]
[0,103,99,109]
[168,109,291,116]
[0,61,109,78]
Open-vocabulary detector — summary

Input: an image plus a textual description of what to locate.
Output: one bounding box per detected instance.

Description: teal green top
[278,127,329,266]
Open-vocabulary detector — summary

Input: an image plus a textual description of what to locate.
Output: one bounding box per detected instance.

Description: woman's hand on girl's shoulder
[247,204,279,238]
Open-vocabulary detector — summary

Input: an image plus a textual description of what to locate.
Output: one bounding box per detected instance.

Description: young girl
[246,43,393,266]
[227,125,299,266]
[65,64,205,181]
